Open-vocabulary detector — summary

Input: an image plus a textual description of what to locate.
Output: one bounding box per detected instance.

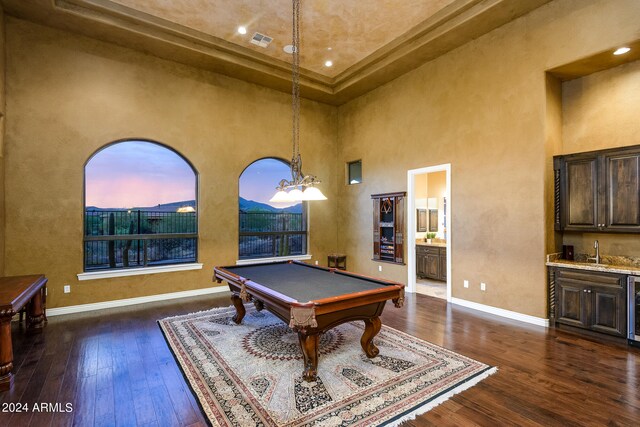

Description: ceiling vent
[250,32,273,48]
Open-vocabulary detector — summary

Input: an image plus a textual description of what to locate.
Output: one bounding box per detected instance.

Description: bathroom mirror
[428,209,438,232]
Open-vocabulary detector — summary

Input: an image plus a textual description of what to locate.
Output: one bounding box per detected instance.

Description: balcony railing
[84,210,197,271]
[239,212,307,259]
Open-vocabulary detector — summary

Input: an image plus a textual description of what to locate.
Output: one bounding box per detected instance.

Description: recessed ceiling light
[613,47,631,55]
[324,60,333,67]
[283,44,295,54]
[327,47,333,51]
[237,26,247,35]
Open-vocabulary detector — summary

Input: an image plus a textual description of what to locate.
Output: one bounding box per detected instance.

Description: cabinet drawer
[555,268,625,289]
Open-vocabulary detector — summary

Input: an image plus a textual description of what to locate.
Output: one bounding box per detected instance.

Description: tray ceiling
[111,0,458,78]
[1,0,552,104]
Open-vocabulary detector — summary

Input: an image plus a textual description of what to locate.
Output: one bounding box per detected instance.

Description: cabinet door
[394,196,405,263]
[416,250,426,277]
[604,152,640,231]
[556,279,589,328]
[417,209,427,232]
[563,156,599,231]
[590,286,626,337]
[439,248,447,281]
[425,254,439,279]
[372,198,380,260]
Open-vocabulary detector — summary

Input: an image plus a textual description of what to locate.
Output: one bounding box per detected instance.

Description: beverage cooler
[630,276,640,346]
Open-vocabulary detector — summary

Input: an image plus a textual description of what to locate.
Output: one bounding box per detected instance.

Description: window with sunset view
[239,158,307,259]
[84,140,197,271]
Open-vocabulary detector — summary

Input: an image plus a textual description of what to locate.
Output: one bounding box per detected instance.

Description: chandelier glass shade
[270,0,327,203]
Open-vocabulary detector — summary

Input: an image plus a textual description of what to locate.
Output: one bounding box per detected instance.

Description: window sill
[77,263,203,281]
[235,254,312,265]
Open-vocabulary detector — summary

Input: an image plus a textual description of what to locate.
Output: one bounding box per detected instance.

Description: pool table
[213,261,405,382]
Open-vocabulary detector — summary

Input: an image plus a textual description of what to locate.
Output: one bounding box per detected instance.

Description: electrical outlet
[314,260,319,265]
[64,285,71,293]
[464,280,469,288]
[480,282,486,291]
[378,265,383,272]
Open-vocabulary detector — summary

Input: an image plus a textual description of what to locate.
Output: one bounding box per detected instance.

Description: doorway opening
[407,164,451,301]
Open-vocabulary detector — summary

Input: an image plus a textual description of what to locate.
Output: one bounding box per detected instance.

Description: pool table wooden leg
[361,316,381,358]
[230,293,246,324]
[298,331,319,382]
[0,315,14,391]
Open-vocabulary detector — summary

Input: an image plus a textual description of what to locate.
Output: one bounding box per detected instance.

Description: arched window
[239,158,307,259]
[84,140,197,271]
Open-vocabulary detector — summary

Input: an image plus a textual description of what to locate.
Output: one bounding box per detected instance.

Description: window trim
[238,157,309,260]
[235,254,312,266]
[83,138,199,272]
[77,262,203,281]
[347,159,362,185]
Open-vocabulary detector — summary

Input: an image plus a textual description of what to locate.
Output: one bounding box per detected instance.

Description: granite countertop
[416,241,446,248]
[546,253,640,275]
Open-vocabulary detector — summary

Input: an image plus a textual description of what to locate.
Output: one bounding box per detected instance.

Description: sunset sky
[239,158,297,207]
[85,143,297,209]
[85,141,196,208]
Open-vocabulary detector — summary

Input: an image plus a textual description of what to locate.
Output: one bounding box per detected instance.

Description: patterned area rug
[159,306,496,426]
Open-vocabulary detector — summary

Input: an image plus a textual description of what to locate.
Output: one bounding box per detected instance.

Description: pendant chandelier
[270,0,327,203]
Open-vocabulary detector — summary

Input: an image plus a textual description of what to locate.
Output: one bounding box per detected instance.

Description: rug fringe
[383,367,498,427]
[159,305,236,321]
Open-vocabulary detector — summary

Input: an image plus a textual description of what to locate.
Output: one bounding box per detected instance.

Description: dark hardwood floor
[1,292,638,426]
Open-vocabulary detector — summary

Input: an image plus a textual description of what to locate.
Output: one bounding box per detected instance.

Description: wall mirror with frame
[428,209,438,232]
[417,208,427,232]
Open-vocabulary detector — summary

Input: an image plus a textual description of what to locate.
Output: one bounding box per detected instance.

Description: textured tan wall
[415,174,428,199]
[4,18,338,308]
[561,59,640,257]
[427,171,446,236]
[0,6,5,276]
[336,0,640,318]
[544,74,563,256]
[562,60,640,154]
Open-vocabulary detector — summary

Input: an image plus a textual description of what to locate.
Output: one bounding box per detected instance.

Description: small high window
[348,160,362,185]
[84,140,197,271]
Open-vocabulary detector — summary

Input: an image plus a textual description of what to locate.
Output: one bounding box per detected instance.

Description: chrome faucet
[587,240,600,264]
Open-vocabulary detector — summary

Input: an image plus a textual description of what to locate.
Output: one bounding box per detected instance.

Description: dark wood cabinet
[416,209,427,232]
[416,245,446,281]
[372,192,405,264]
[416,246,428,276]
[604,151,640,231]
[439,250,447,281]
[554,145,640,232]
[553,268,626,337]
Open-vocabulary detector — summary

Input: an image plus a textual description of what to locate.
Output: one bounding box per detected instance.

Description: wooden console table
[0,275,47,391]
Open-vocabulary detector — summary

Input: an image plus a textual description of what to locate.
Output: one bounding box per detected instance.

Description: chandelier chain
[292,0,301,169]
[269,0,326,201]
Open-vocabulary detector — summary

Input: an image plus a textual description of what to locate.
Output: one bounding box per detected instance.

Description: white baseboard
[46,286,229,317]
[450,297,549,327]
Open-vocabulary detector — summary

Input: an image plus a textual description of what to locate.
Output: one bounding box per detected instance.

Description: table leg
[42,286,48,322]
[361,317,381,358]
[26,290,45,335]
[0,315,14,391]
[230,293,246,324]
[298,331,319,382]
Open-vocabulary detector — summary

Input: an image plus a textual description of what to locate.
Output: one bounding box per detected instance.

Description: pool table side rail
[213,267,306,305]
[213,262,405,313]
